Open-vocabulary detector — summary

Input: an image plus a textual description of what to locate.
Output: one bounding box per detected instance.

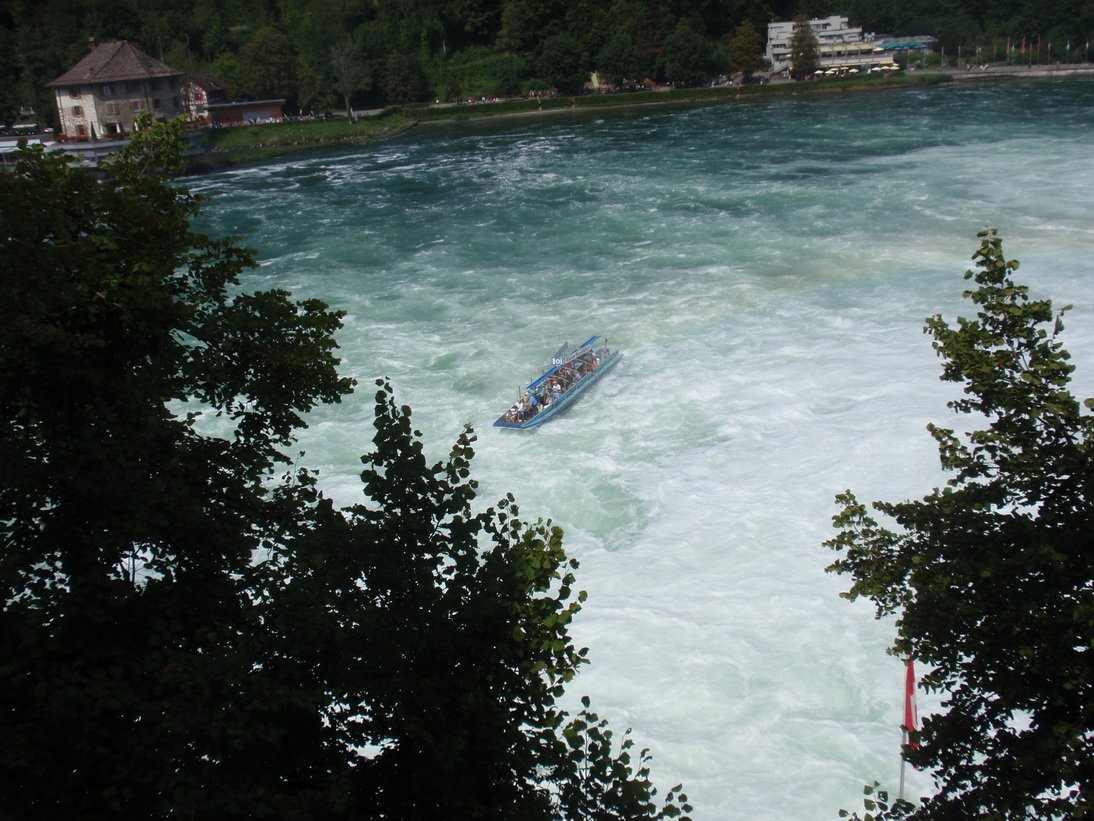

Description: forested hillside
[2,0,1091,127]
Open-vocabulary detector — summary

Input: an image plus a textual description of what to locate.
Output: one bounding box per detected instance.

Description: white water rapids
[189,77,1094,818]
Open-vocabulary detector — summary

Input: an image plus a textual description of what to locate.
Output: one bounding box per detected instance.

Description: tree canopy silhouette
[0,117,691,820]
[828,230,1094,819]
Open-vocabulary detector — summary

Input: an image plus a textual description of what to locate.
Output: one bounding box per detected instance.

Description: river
[188,76,1094,819]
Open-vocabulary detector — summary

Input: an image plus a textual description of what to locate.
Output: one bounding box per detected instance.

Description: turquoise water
[189,78,1094,819]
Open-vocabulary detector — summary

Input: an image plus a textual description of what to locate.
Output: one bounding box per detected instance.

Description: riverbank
[941,62,1094,82]
[184,118,418,173]
[187,65,1094,172]
[188,74,941,172]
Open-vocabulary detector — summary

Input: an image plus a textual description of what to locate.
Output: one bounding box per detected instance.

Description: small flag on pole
[899,655,919,802]
[903,656,919,749]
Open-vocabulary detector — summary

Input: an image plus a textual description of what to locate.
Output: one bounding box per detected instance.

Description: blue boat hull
[494,346,622,430]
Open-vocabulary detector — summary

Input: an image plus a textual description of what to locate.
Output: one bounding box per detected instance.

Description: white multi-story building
[766,16,893,75]
[48,40,185,141]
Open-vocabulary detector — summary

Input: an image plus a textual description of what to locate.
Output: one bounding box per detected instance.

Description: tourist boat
[494,336,622,430]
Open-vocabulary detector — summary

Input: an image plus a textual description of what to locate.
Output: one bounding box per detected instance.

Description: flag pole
[899,728,907,803]
[899,656,918,803]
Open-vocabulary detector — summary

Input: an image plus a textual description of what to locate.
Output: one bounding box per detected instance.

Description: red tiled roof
[48,41,181,87]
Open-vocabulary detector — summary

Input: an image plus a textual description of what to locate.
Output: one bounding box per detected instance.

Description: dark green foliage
[558,696,695,820]
[239,25,301,103]
[263,379,692,820]
[2,0,1089,117]
[597,32,643,88]
[662,21,715,86]
[497,0,555,52]
[539,32,590,95]
[614,0,666,78]
[442,47,533,99]
[0,118,688,820]
[330,381,584,816]
[492,54,525,96]
[727,20,766,80]
[329,38,370,118]
[383,52,426,105]
[0,117,354,817]
[788,14,819,80]
[826,230,1094,818]
[839,782,916,820]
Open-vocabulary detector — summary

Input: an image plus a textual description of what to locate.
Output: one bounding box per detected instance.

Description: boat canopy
[528,365,561,392]
[525,336,600,391]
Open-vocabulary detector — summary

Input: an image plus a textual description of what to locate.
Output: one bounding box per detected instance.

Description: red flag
[904,656,919,749]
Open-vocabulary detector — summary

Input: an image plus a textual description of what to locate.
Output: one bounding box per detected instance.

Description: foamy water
[189,77,1094,819]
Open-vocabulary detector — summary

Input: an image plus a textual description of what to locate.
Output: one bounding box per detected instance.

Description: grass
[188,111,416,170]
[409,73,950,122]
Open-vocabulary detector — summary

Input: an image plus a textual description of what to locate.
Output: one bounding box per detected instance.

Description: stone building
[48,40,185,141]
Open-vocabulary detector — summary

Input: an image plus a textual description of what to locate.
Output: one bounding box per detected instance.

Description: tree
[209,51,243,98]
[727,20,766,81]
[6,0,1094,115]
[558,696,694,819]
[0,117,355,816]
[0,25,22,127]
[826,229,1094,819]
[491,54,526,97]
[597,31,642,89]
[538,32,589,95]
[295,60,330,115]
[497,0,550,53]
[661,20,714,87]
[615,0,663,78]
[310,381,586,816]
[240,25,301,104]
[330,38,370,119]
[382,52,425,105]
[444,70,463,102]
[788,14,819,79]
[0,117,690,820]
[318,381,694,819]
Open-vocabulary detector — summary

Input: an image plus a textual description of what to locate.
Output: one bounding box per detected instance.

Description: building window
[75,124,87,137]
[104,102,119,115]
[101,83,112,96]
[152,98,161,110]
[71,105,83,117]
[69,87,82,98]
[106,122,121,135]
[129,100,144,113]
